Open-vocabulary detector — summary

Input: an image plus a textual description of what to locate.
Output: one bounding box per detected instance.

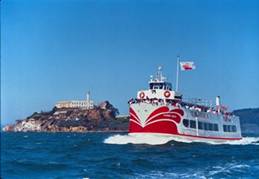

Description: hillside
[233,108,259,134]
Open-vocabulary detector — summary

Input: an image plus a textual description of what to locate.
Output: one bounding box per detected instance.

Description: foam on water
[104,134,176,145]
[104,134,259,145]
[225,136,259,145]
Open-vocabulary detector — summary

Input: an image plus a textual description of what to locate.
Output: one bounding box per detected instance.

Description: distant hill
[233,108,259,125]
[233,108,259,134]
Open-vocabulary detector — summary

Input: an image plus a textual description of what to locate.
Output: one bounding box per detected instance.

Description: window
[223,125,227,132]
[213,124,219,131]
[198,121,204,130]
[228,125,231,132]
[190,120,196,129]
[184,120,219,132]
[204,123,209,131]
[150,82,172,90]
[183,119,189,128]
[159,84,163,89]
[232,125,237,132]
[194,121,219,131]
[223,125,237,132]
[208,123,213,131]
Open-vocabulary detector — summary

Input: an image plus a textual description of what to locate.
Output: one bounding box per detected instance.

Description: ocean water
[1,132,259,179]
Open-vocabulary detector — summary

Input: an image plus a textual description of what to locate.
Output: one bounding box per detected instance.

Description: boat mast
[175,55,180,92]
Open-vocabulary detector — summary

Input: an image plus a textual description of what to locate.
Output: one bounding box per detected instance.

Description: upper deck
[136,66,182,100]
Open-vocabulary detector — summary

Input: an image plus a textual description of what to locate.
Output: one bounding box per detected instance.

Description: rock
[2,125,14,132]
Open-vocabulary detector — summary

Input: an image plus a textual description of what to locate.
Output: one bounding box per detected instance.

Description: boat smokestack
[216,96,221,112]
[216,96,220,106]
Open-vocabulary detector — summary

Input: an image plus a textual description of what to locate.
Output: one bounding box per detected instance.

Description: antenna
[157,65,164,81]
[150,75,153,81]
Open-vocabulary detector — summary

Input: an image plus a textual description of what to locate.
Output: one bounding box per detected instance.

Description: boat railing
[128,98,180,106]
[128,97,234,118]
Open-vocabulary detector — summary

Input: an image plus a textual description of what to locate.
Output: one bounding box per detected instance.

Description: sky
[1,0,259,125]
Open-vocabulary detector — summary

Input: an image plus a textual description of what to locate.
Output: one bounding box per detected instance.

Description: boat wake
[104,134,176,145]
[104,134,259,145]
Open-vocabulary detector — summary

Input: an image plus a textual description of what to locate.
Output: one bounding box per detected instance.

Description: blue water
[1,132,259,179]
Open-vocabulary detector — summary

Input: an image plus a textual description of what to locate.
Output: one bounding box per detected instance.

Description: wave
[132,162,252,179]
[104,134,259,145]
[223,137,259,145]
[13,159,68,170]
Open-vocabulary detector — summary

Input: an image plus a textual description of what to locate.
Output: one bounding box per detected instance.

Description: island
[2,101,129,132]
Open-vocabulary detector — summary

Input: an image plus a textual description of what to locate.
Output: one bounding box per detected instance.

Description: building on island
[55,91,94,109]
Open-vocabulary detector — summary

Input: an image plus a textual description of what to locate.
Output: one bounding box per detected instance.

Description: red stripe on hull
[171,108,184,116]
[129,108,140,121]
[178,133,242,141]
[129,106,184,134]
[129,114,140,123]
[129,121,179,134]
[146,106,169,120]
[146,113,181,124]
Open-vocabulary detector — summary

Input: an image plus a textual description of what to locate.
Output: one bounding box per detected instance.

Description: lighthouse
[86,91,92,109]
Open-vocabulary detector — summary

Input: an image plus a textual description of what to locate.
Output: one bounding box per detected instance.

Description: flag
[180,61,196,71]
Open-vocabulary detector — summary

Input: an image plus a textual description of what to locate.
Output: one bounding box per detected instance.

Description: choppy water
[1,132,259,178]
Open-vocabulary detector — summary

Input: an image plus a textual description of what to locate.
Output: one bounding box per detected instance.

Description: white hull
[129,102,242,142]
[129,132,242,144]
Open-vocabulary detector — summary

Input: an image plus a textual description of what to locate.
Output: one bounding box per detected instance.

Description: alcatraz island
[3,92,129,132]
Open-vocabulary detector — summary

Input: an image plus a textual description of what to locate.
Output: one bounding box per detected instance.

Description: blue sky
[1,0,259,125]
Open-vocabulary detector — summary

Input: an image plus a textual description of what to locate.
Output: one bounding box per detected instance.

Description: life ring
[164,90,171,98]
[139,92,145,99]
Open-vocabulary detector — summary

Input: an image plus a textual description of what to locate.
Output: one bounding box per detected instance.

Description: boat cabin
[134,66,182,100]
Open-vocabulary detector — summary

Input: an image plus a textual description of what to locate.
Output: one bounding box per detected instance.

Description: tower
[86,91,90,104]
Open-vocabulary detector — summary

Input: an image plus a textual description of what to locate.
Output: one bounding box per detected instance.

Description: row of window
[223,125,237,132]
[183,119,237,133]
[183,119,219,131]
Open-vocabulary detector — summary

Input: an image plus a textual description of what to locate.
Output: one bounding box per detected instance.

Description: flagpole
[176,55,180,92]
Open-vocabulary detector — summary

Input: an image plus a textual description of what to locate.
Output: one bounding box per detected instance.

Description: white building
[55,92,94,109]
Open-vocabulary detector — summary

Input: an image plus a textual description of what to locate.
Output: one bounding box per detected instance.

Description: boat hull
[129,102,242,142]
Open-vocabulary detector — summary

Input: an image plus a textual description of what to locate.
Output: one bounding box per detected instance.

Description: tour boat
[128,65,242,143]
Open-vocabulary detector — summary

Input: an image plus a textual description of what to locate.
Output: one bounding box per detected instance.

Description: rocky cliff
[3,101,129,132]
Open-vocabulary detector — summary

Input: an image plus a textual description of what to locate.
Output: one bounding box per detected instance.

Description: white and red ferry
[128,66,242,143]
